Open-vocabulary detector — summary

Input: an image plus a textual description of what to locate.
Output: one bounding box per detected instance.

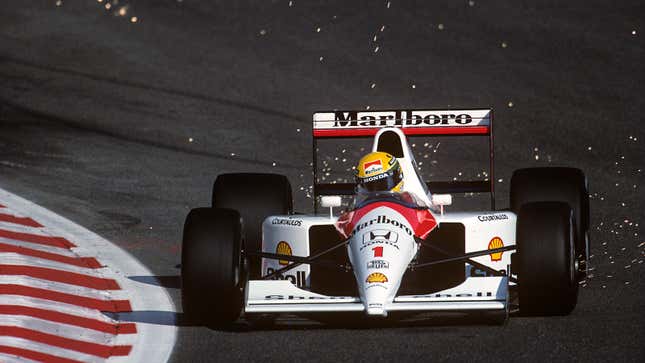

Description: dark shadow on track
[104,310,186,327]
[0,55,304,125]
[211,310,512,332]
[0,100,303,169]
[129,275,181,289]
[104,307,511,330]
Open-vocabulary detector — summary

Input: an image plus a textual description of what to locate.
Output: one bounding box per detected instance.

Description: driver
[355,151,404,194]
[335,151,433,240]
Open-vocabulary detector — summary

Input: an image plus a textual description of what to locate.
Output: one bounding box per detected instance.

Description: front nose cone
[343,207,422,318]
[362,271,390,316]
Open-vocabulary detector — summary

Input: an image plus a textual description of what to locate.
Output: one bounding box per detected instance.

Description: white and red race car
[181,109,589,325]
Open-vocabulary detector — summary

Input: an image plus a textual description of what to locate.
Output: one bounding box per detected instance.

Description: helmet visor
[357,168,402,193]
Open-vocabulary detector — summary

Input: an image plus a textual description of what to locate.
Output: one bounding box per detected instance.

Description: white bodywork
[346,205,420,316]
[260,215,334,289]
[247,126,515,317]
[246,277,507,313]
[250,210,515,315]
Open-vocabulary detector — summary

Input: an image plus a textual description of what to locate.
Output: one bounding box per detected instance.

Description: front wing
[245,276,508,314]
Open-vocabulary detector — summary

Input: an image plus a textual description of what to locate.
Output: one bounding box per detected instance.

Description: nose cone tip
[366,306,388,317]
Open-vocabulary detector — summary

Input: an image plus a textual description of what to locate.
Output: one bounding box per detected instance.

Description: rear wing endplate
[312,109,495,209]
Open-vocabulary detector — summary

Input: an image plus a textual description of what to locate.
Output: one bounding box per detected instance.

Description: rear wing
[312,109,495,209]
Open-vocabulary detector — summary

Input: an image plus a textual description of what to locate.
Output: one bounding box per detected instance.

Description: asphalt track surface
[0,1,643,362]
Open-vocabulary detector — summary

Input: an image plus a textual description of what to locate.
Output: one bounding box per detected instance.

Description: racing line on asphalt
[0,187,177,362]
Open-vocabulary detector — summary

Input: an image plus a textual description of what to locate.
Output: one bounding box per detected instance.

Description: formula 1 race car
[181,108,589,326]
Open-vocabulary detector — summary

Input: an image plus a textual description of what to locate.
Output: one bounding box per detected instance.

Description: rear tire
[517,202,578,316]
[181,207,243,326]
[212,173,293,279]
[511,167,589,278]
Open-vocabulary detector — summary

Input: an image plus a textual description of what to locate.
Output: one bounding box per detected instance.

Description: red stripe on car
[336,201,437,239]
[314,126,490,138]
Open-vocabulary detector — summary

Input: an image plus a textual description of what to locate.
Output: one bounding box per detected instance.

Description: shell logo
[366,272,388,283]
[488,237,504,261]
[276,241,292,266]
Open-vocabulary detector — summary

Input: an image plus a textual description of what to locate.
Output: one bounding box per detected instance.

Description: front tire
[517,202,578,316]
[181,207,243,326]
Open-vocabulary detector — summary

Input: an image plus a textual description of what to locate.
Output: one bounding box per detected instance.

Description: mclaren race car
[181,108,589,325]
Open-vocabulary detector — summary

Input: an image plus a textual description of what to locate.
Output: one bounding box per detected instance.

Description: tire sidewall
[181,207,243,324]
[517,202,578,316]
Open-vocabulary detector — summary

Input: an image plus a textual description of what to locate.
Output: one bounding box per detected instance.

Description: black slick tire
[212,173,293,279]
[511,167,589,278]
[517,202,578,316]
[181,207,243,326]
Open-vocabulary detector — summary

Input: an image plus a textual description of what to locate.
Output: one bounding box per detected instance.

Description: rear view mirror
[320,196,342,208]
[431,194,453,206]
[431,194,452,215]
[320,196,342,218]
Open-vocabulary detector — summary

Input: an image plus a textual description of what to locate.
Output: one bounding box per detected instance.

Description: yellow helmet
[355,151,403,193]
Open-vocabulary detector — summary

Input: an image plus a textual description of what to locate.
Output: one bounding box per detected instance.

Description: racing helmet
[355,151,403,193]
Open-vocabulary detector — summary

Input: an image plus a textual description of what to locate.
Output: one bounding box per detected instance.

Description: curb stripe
[0,305,137,334]
[0,188,177,363]
[0,229,74,248]
[0,276,129,301]
[0,243,101,268]
[0,239,79,257]
[0,326,132,358]
[0,285,132,312]
[0,265,119,290]
[0,345,82,363]
[0,213,42,228]
[0,296,122,323]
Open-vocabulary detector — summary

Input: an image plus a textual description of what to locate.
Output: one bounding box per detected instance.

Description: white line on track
[0,351,39,363]
[0,315,117,344]
[0,238,82,256]
[0,224,46,235]
[0,255,107,275]
[0,275,129,300]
